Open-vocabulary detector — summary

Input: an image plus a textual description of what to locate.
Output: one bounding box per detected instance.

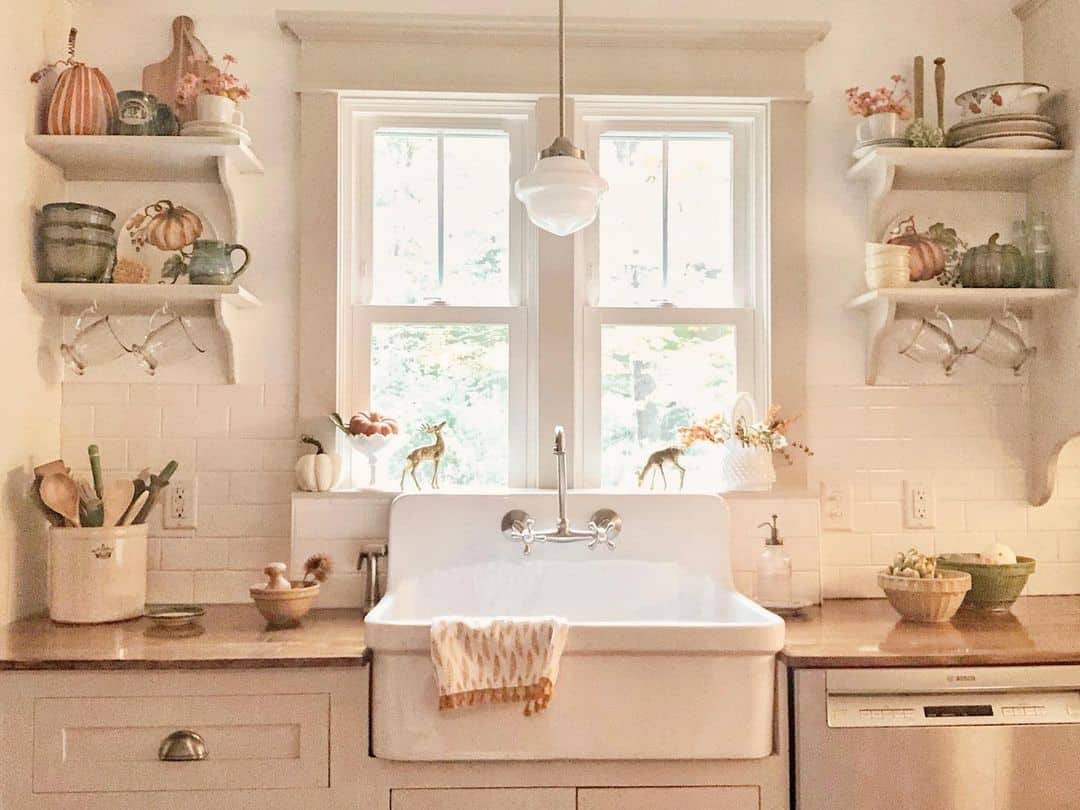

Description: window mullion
[436,131,446,294]
[661,136,670,294]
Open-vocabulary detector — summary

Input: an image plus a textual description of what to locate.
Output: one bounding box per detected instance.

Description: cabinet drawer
[577,787,760,810]
[33,693,329,793]
[392,788,576,810]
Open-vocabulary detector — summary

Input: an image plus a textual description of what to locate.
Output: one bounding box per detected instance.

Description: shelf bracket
[865,158,895,240]
[862,295,897,385]
[214,297,241,384]
[217,155,241,242]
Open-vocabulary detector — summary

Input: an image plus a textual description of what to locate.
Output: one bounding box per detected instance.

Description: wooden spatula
[141,16,220,123]
[103,479,136,527]
[40,473,81,528]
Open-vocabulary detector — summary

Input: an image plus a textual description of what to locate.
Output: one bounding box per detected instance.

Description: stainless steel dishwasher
[794,665,1080,810]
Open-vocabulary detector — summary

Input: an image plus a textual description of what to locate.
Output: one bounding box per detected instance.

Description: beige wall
[0,1,69,622]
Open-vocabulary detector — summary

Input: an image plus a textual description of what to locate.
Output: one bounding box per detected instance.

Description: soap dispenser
[755,514,792,604]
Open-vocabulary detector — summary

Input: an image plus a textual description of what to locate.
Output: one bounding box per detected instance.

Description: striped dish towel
[430,617,570,716]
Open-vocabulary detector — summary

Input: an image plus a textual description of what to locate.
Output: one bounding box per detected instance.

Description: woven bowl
[935,554,1036,612]
[878,570,971,623]
[249,581,320,628]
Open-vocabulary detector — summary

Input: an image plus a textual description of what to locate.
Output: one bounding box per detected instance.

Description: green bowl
[935,554,1036,612]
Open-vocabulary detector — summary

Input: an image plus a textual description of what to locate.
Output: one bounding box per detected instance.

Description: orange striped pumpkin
[46,63,118,135]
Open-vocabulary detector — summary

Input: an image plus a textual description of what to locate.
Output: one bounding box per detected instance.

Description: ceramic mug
[970,310,1035,375]
[131,305,206,375]
[898,310,965,375]
[187,239,250,285]
[60,305,130,375]
[856,111,904,143]
[195,94,244,128]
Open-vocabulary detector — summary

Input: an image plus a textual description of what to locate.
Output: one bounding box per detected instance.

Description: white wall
[53,0,1080,602]
[1,1,69,623]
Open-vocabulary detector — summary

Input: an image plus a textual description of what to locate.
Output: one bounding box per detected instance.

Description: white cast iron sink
[365,492,784,761]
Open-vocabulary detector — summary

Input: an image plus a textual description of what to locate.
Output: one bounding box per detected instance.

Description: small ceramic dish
[144,604,205,629]
[955,82,1049,119]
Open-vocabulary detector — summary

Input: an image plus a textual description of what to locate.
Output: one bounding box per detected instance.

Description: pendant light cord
[558,0,565,138]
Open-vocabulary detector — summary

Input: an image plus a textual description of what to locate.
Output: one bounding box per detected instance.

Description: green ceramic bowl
[935,554,1036,612]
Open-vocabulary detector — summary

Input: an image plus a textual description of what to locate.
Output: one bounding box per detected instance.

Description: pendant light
[514,0,608,237]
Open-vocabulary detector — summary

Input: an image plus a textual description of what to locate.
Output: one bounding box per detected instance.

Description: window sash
[351,305,530,487]
[581,306,757,488]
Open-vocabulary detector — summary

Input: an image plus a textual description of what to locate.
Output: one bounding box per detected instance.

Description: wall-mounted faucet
[501,426,621,555]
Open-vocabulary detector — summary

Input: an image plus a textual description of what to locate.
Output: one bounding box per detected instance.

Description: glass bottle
[755,514,792,604]
[1030,210,1054,289]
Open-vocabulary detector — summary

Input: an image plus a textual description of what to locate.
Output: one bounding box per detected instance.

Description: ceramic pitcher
[187,239,250,285]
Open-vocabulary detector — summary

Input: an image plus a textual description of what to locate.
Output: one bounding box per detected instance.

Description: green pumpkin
[959,233,1027,288]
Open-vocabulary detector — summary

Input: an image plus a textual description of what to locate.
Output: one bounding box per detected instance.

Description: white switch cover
[903,480,934,529]
[163,478,197,530]
[820,481,854,531]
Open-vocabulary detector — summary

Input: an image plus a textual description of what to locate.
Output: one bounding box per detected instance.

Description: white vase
[195,94,243,127]
[856,111,903,143]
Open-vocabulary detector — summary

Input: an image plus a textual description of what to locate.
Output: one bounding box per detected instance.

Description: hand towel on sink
[430,616,569,716]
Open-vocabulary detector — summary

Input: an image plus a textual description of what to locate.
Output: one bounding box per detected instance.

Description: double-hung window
[579,102,768,488]
[343,99,535,488]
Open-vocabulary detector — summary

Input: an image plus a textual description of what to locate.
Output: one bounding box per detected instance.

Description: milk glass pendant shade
[514,0,607,236]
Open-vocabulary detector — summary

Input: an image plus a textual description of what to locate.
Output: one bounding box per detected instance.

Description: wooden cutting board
[141,16,220,123]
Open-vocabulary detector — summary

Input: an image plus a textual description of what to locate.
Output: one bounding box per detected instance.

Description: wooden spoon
[121,491,149,526]
[40,473,81,528]
[103,479,136,527]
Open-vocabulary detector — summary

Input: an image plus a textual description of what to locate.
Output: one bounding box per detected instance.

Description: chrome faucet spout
[554,425,568,533]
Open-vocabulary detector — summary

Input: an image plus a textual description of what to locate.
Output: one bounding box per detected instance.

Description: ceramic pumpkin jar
[887,217,947,282]
[959,234,1027,288]
[31,29,118,135]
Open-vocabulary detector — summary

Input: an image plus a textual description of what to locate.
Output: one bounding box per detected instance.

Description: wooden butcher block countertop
[0,606,368,670]
[780,595,1080,668]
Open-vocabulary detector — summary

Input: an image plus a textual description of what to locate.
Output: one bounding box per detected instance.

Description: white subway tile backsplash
[230,405,297,439]
[63,383,129,405]
[228,537,291,571]
[61,437,126,471]
[229,472,295,504]
[197,472,231,505]
[1059,532,1080,562]
[200,505,291,538]
[853,501,902,534]
[129,384,197,406]
[161,537,229,570]
[964,500,1028,532]
[59,404,93,435]
[163,404,230,438]
[197,384,264,408]
[822,533,871,566]
[94,405,161,438]
[146,570,194,603]
[193,570,262,603]
[263,384,299,406]
[126,438,197,473]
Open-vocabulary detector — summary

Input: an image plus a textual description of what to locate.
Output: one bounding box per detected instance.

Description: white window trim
[338,95,539,488]
[574,99,771,488]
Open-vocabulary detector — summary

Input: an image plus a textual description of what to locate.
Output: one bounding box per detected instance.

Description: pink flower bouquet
[845,75,912,119]
[176,54,250,107]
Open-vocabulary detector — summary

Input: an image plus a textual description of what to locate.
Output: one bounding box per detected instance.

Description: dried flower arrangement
[677,406,814,465]
[302,553,333,586]
[845,75,912,119]
[176,53,250,107]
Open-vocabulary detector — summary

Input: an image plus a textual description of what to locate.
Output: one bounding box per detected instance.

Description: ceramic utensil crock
[48,523,148,623]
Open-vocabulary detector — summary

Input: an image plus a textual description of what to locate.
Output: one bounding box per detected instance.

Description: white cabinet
[577,787,760,810]
[392,788,576,810]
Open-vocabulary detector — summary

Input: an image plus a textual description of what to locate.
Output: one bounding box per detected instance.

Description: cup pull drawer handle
[158,730,208,762]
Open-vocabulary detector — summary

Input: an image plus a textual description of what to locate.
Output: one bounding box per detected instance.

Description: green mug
[187,239,251,285]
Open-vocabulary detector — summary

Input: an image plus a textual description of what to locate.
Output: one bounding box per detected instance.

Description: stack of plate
[946,114,1059,149]
[180,119,252,145]
[852,137,912,160]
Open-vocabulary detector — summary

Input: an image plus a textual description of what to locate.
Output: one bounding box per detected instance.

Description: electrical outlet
[903,480,934,529]
[820,481,854,531]
[163,478,197,530]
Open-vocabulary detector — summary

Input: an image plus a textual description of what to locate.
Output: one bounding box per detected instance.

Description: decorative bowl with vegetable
[879,548,971,623]
[329,411,400,488]
[936,545,1035,612]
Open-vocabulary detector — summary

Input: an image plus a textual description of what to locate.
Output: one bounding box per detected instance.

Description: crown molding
[1012,0,1053,20]
[278,11,829,52]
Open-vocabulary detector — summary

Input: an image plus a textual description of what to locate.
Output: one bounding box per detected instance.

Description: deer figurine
[637,446,686,491]
[401,421,447,491]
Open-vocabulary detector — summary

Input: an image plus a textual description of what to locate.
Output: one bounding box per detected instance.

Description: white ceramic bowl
[866,242,911,256]
[955,82,1049,119]
[866,251,911,272]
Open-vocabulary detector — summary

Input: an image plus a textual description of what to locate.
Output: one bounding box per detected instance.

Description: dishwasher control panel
[827,690,1080,727]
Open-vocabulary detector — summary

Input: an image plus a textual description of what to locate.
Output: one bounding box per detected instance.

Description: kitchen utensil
[898,309,965,375]
[102,479,135,527]
[121,491,149,526]
[88,444,104,499]
[40,473,81,528]
[77,477,104,528]
[40,235,116,283]
[130,305,207,375]
[186,239,250,285]
[144,604,205,629]
[878,569,971,623]
[934,57,946,130]
[250,581,320,629]
[61,306,130,378]
[142,16,220,123]
[119,200,217,284]
[955,82,1049,119]
[48,523,148,623]
[133,460,178,524]
[936,554,1036,612]
[34,459,69,478]
[969,310,1035,374]
[41,202,116,229]
[913,56,924,120]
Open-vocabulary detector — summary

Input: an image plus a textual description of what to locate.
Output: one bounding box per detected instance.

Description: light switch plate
[163,478,197,530]
[820,481,854,532]
[903,480,934,529]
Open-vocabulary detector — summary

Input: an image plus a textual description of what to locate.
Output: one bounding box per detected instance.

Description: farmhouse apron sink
[365,492,785,761]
